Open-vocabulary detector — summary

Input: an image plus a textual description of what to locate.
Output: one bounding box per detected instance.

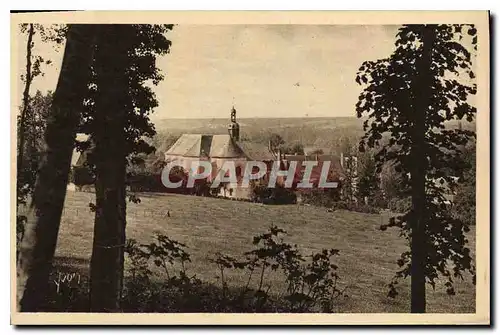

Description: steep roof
[284,154,344,180]
[209,135,243,158]
[236,141,276,161]
[166,134,213,158]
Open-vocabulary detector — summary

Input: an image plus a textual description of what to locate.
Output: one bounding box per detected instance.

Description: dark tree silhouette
[17,91,52,204]
[81,24,173,311]
[340,137,358,204]
[283,142,305,155]
[355,24,477,313]
[17,23,35,185]
[17,24,66,190]
[17,24,97,312]
[269,133,285,151]
[357,151,379,204]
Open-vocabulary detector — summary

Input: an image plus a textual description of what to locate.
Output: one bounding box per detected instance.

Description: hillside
[152,117,365,155]
[53,190,476,313]
[151,117,476,155]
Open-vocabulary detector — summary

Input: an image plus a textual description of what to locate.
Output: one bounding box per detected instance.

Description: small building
[164,107,346,201]
[282,153,344,187]
[164,107,276,199]
[280,153,344,203]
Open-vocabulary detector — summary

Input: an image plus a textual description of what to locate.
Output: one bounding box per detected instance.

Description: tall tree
[269,133,285,151]
[340,137,358,204]
[17,24,65,194]
[83,24,172,311]
[17,23,35,184]
[17,91,52,197]
[283,142,305,155]
[355,24,477,312]
[87,24,130,312]
[357,151,379,204]
[16,91,52,247]
[380,162,406,206]
[17,24,68,252]
[17,25,97,312]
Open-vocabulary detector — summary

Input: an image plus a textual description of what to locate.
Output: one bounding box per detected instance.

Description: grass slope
[54,190,475,313]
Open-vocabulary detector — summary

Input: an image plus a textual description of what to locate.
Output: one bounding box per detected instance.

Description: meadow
[52,190,476,313]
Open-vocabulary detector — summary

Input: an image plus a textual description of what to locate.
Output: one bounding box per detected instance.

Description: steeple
[228,105,240,141]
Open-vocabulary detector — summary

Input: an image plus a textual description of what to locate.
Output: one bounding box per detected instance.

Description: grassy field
[54,190,476,313]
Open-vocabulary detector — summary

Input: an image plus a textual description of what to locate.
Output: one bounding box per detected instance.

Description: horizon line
[153,115,359,120]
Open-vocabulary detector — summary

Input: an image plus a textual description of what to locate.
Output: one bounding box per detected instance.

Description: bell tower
[228,106,240,141]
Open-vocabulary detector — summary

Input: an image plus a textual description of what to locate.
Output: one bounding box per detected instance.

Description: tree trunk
[89,25,129,312]
[17,24,34,180]
[410,26,435,313]
[16,25,97,312]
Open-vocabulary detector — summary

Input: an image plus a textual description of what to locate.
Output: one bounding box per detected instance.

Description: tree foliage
[355,24,477,306]
[453,141,476,226]
[17,24,68,249]
[339,137,358,204]
[283,142,305,155]
[77,24,173,172]
[17,91,52,204]
[17,24,63,200]
[269,133,285,151]
[357,151,380,204]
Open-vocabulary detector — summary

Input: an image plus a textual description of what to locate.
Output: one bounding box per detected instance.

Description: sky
[15,25,401,120]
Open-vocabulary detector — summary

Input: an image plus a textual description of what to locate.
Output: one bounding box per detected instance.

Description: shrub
[40,227,347,313]
[239,225,346,312]
[387,197,412,213]
[453,180,475,226]
[122,226,346,313]
[250,182,297,205]
[128,172,164,192]
[369,192,389,209]
[122,234,206,312]
[70,165,94,189]
[298,188,341,207]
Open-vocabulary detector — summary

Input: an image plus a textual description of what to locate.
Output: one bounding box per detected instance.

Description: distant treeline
[151,117,475,156]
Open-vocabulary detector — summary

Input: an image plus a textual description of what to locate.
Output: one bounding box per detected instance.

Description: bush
[387,197,412,213]
[370,192,389,209]
[121,226,347,313]
[453,180,475,226]
[128,172,164,192]
[70,165,94,188]
[250,182,297,205]
[214,225,346,312]
[298,188,341,207]
[127,166,213,195]
[38,227,347,313]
